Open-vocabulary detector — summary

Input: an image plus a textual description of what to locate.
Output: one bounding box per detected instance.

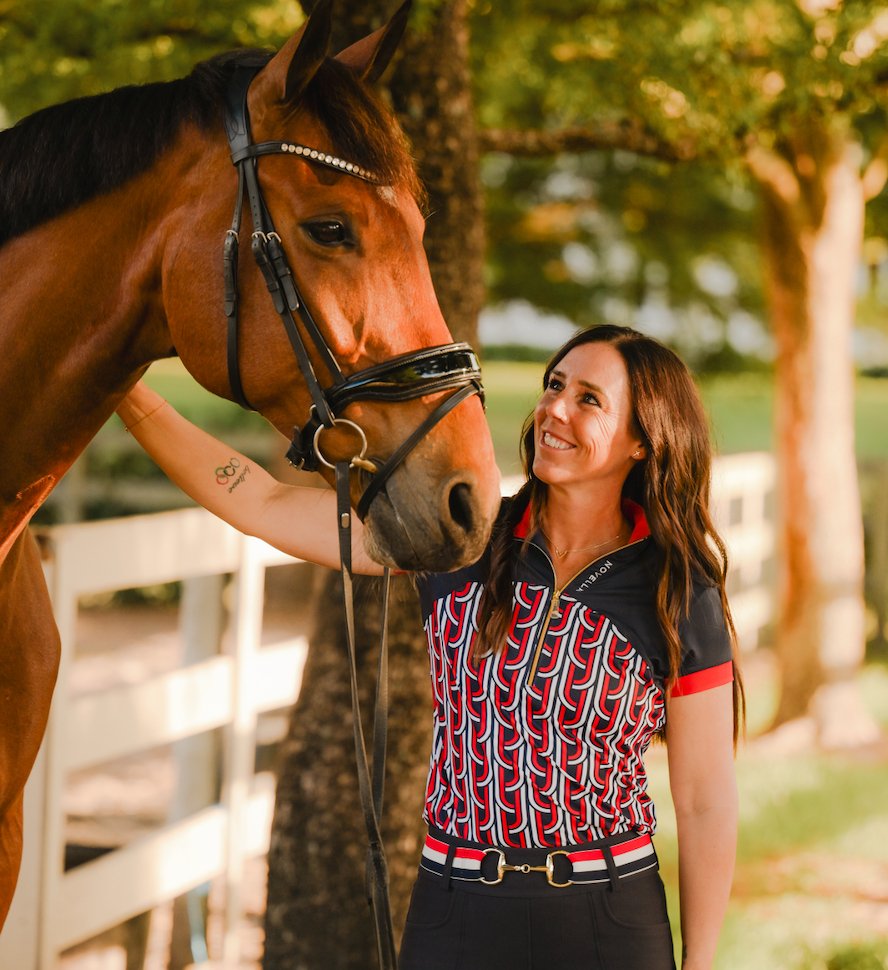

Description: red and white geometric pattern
[423,580,665,849]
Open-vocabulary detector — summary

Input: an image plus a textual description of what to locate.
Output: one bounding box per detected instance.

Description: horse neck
[0,126,222,542]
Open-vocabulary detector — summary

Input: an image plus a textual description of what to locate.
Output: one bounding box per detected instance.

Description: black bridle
[222,64,484,521]
[222,65,485,970]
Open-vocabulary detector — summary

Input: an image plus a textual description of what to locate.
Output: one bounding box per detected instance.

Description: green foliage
[0,0,302,121]
[483,149,766,350]
[795,941,888,970]
[471,0,888,154]
[472,0,888,360]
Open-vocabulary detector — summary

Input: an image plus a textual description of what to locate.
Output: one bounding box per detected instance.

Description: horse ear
[335,0,412,83]
[263,0,334,105]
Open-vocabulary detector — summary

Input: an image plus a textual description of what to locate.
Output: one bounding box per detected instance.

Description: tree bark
[263,2,485,966]
[388,0,485,340]
[750,125,879,747]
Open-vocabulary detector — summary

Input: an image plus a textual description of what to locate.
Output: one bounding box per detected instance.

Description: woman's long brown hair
[474,325,745,742]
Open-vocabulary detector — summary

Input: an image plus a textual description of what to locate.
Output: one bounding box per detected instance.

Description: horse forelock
[295,58,425,208]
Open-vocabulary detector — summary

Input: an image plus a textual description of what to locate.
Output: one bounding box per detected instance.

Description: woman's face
[532,342,646,491]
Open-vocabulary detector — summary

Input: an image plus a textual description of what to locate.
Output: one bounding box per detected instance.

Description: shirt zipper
[524,537,646,682]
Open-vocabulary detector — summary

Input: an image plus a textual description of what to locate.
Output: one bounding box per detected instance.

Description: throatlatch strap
[336,463,397,970]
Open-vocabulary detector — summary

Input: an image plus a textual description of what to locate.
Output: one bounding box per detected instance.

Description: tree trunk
[263,2,485,966]
[750,125,879,748]
[262,572,432,970]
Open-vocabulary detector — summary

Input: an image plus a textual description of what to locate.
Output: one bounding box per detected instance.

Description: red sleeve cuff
[671,660,734,697]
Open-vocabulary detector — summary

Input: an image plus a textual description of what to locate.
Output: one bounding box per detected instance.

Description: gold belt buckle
[479,848,573,887]
[545,849,572,887]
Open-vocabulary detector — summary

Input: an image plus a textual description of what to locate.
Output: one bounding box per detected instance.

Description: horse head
[162,1,500,571]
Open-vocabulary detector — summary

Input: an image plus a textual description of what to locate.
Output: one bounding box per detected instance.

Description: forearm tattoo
[215,458,251,493]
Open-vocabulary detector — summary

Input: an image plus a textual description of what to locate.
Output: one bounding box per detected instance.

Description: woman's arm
[666,683,738,970]
[117,382,384,575]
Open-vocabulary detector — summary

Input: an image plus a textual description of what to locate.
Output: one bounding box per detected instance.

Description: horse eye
[304,220,350,247]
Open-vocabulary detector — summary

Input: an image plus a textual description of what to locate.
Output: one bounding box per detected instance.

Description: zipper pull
[551,592,561,618]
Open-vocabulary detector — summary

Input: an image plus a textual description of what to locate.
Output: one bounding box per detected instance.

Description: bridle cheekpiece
[222,64,484,521]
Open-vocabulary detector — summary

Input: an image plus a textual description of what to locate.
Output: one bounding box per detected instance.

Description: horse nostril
[447,482,474,534]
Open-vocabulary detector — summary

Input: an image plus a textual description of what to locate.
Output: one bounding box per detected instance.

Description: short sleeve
[671,585,734,697]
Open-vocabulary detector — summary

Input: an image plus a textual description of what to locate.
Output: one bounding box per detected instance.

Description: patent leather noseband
[222,65,484,521]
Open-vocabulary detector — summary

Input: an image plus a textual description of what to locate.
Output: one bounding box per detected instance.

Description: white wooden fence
[0,510,309,969]
[0,453,776,969]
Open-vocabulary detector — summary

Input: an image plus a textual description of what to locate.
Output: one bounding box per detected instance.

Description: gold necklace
[545,528,624,560]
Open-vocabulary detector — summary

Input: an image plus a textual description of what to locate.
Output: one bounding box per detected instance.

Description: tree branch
[745,144,800,207]
[862,136,888,202]
[478,122,696,162]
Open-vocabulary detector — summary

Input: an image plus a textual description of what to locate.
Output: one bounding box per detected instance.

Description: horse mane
[0,49,421,248]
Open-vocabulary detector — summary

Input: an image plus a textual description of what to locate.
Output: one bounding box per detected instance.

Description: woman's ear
[631,443,647,461]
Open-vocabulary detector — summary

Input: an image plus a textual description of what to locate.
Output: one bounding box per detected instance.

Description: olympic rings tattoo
[215,458,241,485]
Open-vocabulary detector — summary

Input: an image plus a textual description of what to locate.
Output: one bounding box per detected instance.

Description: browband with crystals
[229,140,380,183]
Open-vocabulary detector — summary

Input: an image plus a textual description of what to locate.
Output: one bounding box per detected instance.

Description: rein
[222,65,484,969]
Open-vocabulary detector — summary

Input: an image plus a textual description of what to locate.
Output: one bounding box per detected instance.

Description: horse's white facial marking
[376,185,398,207]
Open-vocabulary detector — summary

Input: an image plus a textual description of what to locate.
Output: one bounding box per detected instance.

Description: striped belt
[420,831,657,887]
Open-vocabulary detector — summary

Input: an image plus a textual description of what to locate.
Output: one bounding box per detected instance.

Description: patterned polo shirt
[415,497,733,849]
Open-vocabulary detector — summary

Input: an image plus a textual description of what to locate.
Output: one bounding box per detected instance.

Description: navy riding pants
[399,841,676,970]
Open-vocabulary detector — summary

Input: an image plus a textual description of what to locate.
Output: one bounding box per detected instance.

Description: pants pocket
[591,872,676,970]
[600,869,671,930]
[399,874,463,970]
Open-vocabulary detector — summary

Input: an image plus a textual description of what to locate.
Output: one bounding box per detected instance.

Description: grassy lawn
[479,362,888,472]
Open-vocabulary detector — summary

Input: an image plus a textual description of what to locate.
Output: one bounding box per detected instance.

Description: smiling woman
[398,324,745,970]
[120,314,744,970]
[531,340,647,500]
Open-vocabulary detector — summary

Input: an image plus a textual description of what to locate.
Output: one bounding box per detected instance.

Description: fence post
[38,532,81,970]
[169,573,227,968]
[221,536,267,966]
[865,460,888,650]
[0,544,58,968]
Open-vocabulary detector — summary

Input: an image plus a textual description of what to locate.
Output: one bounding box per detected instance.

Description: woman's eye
[582,393,600,406]
[304,220,350,247]
[546,378,562,392]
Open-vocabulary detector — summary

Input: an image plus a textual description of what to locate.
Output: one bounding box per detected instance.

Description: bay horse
[0,0,499,927]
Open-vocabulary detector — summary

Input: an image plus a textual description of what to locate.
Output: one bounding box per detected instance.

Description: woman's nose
[546,395,569,422]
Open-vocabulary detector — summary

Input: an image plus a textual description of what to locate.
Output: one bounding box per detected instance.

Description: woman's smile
[540,429,574,451]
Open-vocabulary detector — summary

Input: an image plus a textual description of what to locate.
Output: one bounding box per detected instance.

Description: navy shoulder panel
[677,582,733,677]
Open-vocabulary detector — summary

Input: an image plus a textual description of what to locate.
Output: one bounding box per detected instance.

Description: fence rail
[1,454,778,968]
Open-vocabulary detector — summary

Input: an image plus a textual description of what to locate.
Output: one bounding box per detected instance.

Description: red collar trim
[513,496,650,543]
[624,498,651,541]
[514,500,533,540]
